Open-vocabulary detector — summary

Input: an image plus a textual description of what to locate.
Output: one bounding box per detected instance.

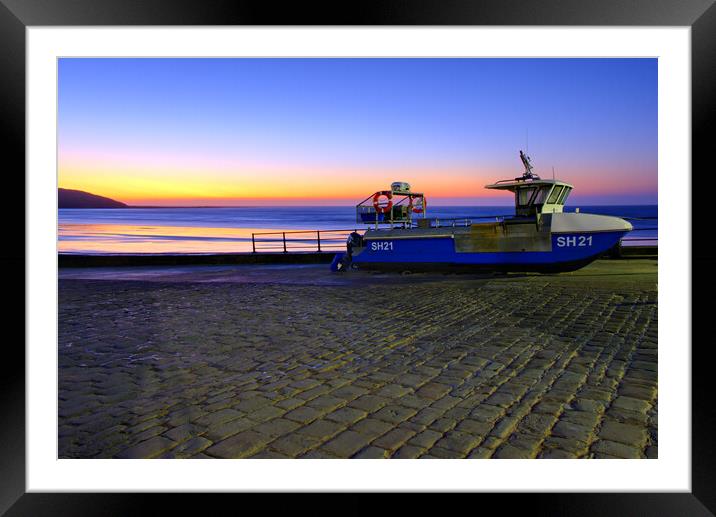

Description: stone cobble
[58,261,658,459]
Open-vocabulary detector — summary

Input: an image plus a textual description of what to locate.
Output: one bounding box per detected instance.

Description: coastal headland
[58,258,657,459]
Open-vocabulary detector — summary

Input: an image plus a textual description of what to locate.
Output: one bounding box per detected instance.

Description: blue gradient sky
[58,58,657,205]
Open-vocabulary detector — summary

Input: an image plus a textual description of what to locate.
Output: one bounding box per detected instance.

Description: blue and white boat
[338,151,632,273]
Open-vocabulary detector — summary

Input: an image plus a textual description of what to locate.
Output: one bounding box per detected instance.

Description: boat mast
[519,150,540,180]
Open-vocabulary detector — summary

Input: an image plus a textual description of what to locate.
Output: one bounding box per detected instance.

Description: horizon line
[60,202,659,209]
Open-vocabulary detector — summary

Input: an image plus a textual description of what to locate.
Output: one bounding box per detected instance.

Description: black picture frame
[2,0,712,514]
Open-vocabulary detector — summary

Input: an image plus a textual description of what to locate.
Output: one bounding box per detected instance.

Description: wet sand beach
[58,259,657,459]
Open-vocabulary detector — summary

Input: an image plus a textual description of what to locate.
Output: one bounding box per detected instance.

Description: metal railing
[418,218,474,228]
[620,224,657,246]
[251,219,477,253]
[251,222,657,253]
[621,236,658,246]
[251,229,359,253]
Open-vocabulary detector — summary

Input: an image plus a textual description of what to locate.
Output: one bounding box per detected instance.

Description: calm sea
[58,205,657,254]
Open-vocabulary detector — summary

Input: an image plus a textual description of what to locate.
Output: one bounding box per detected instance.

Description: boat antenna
[552,166,555,181]
[519,150,540,180]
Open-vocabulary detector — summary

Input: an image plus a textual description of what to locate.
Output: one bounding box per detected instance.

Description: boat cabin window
[515,186,550,207]
[514,185,552,217]
[547,185,564,204]
[558,187,572,204]
[532,186,550,205]
[516,187,536,207]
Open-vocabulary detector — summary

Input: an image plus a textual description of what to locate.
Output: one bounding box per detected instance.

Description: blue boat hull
[351,231,628,273]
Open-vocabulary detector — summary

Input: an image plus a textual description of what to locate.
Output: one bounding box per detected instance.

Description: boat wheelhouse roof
[485,156,575,216]
[485,178,573,191]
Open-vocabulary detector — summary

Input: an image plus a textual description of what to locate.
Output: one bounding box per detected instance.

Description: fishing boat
[333,151,632,273]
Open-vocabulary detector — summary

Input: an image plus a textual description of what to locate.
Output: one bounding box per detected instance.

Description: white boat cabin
[485,150,573,218]
[485,178,573,218]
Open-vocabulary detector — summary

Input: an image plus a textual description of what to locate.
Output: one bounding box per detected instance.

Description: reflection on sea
[58,205,657,254]
[58,223,273,254]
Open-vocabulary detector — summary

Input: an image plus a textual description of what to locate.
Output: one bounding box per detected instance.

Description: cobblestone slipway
[58,260,658,459]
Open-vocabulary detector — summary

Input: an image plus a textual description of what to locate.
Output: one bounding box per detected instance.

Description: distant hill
[58,188,128,209]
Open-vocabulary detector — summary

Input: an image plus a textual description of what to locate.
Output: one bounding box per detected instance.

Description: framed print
[3,0,713,514]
